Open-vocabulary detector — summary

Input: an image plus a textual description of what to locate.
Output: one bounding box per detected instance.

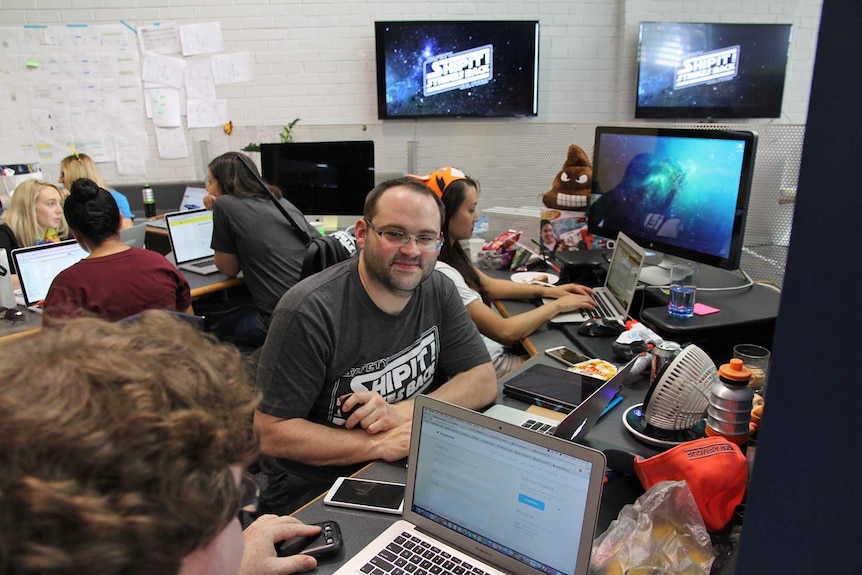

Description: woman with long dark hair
[205,151,321,348]
[418,167,595,377]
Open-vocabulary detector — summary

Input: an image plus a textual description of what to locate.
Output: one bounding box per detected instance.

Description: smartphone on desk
[323,477,405,514]
[544,346,592,368]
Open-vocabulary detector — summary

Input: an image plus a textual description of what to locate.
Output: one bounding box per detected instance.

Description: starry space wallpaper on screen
[376,21,539,119]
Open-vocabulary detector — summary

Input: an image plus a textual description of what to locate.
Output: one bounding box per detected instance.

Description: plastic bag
[589,480,715,575]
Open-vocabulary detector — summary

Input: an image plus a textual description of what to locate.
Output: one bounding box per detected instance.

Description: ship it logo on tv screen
[423,45,493,97]
[674,45,740,89]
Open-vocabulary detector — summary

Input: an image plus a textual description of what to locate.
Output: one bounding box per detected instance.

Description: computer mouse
[577,318,625,337]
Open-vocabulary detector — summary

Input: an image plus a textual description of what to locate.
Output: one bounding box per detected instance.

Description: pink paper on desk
[694,303,720,315]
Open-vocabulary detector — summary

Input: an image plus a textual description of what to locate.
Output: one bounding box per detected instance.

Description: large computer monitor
[260,141,375,217]
[587,126,757,285]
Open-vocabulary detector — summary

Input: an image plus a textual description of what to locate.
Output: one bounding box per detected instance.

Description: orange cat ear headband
[408,166,467,198]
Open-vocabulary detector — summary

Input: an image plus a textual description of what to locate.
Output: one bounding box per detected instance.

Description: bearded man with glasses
[255,177,497,515]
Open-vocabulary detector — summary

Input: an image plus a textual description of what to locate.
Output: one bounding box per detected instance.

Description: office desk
[639,282,780,360]
[0,268,244,345]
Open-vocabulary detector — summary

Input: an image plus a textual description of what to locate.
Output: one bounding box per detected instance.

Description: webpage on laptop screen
[605,239,641,305]
[17,244,87,302]
[171,214,214,261]
[412,410,592,575]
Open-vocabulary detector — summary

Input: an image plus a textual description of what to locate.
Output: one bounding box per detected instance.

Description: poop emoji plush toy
[542,144,592,211]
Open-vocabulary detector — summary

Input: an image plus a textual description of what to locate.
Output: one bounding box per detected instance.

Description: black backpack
[237,154,358,279]
[300,229,358,280]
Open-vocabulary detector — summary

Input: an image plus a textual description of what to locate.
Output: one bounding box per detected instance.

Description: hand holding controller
[276,521,343,559]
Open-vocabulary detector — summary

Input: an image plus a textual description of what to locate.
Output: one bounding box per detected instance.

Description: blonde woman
[0,179,70,288]
[59,153,134,229]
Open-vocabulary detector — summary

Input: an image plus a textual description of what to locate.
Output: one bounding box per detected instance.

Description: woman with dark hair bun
[43,178,192,322]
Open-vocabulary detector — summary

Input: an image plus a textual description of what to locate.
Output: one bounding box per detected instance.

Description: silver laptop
[119,221,148,249]
[334,395,607,575]
[147,186,208,229]
[484,356,639,440]
[11,240,88,309]
[164,209,218,275]
[547,232,646,323]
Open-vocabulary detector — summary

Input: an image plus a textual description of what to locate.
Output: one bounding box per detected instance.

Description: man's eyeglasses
[364,219,443,252]
[0,307,24,324]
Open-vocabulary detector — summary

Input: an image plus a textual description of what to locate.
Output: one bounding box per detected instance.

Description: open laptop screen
[408,398,605,575]
[180,186,208,211]
[165,209,214,265]
[604,232,645,314]
[12,240,88,306]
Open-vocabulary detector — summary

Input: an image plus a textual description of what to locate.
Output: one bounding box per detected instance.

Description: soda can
[651,341,681,385]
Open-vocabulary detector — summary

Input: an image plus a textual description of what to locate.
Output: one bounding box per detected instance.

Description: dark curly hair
[0,312,259,575]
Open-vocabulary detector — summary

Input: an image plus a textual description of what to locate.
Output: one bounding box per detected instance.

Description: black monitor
[374,20,540,119]
[587,126,757,285]
[635,22,792,120]
[260,141,374,217]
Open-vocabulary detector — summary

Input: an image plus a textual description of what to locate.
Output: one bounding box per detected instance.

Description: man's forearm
[254,410,402,467]
[424,362,498,410]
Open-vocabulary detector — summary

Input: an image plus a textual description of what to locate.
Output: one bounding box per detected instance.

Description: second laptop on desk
[147,186,208,229]
[485,356,638,441]
[12,240,89,310]
[164,209,219,275]
[546,231,646,323]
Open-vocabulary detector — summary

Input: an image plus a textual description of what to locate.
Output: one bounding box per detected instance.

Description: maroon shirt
[43,247,191,322]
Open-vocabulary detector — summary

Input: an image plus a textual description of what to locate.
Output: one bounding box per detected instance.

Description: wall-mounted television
[374,20,540,119]
[636,22,792,120]
[587,126,757,285]
[260,141,374,217]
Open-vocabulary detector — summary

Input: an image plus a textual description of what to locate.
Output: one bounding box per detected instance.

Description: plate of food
[567,359,618,381]
[510,271,559,285]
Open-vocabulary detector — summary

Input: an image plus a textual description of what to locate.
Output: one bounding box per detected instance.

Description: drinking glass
[667,262,697,318]
[733,343,771,395]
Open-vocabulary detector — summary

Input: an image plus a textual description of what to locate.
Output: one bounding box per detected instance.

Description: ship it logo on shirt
[348,327,439,404]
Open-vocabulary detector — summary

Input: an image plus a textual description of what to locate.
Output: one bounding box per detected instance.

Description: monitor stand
[638,254,688,286]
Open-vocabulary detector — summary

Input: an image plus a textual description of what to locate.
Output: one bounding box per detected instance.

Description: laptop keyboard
[361,531,491,575]
[520,419,558,435]
[189,258,215,268]
[574,291,616,320]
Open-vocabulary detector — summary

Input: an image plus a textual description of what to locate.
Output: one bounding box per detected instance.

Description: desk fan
[623,344,717,448]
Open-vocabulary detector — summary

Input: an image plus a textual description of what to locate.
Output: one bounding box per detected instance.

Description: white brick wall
[0,0,822,184]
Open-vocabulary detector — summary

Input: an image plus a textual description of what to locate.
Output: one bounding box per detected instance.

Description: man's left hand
[340,391,411,435]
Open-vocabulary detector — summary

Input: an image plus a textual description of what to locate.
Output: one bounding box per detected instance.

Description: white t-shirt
[434,261,505,365]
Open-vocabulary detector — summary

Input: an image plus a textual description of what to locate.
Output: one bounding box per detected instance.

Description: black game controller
[341,394,364,420]
[275,520,343,559]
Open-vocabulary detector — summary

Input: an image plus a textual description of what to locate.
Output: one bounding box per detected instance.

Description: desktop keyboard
[361,531,491,575]
[521,419,558,435]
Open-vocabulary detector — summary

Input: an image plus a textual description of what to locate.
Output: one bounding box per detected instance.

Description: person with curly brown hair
[0,312,322,575]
